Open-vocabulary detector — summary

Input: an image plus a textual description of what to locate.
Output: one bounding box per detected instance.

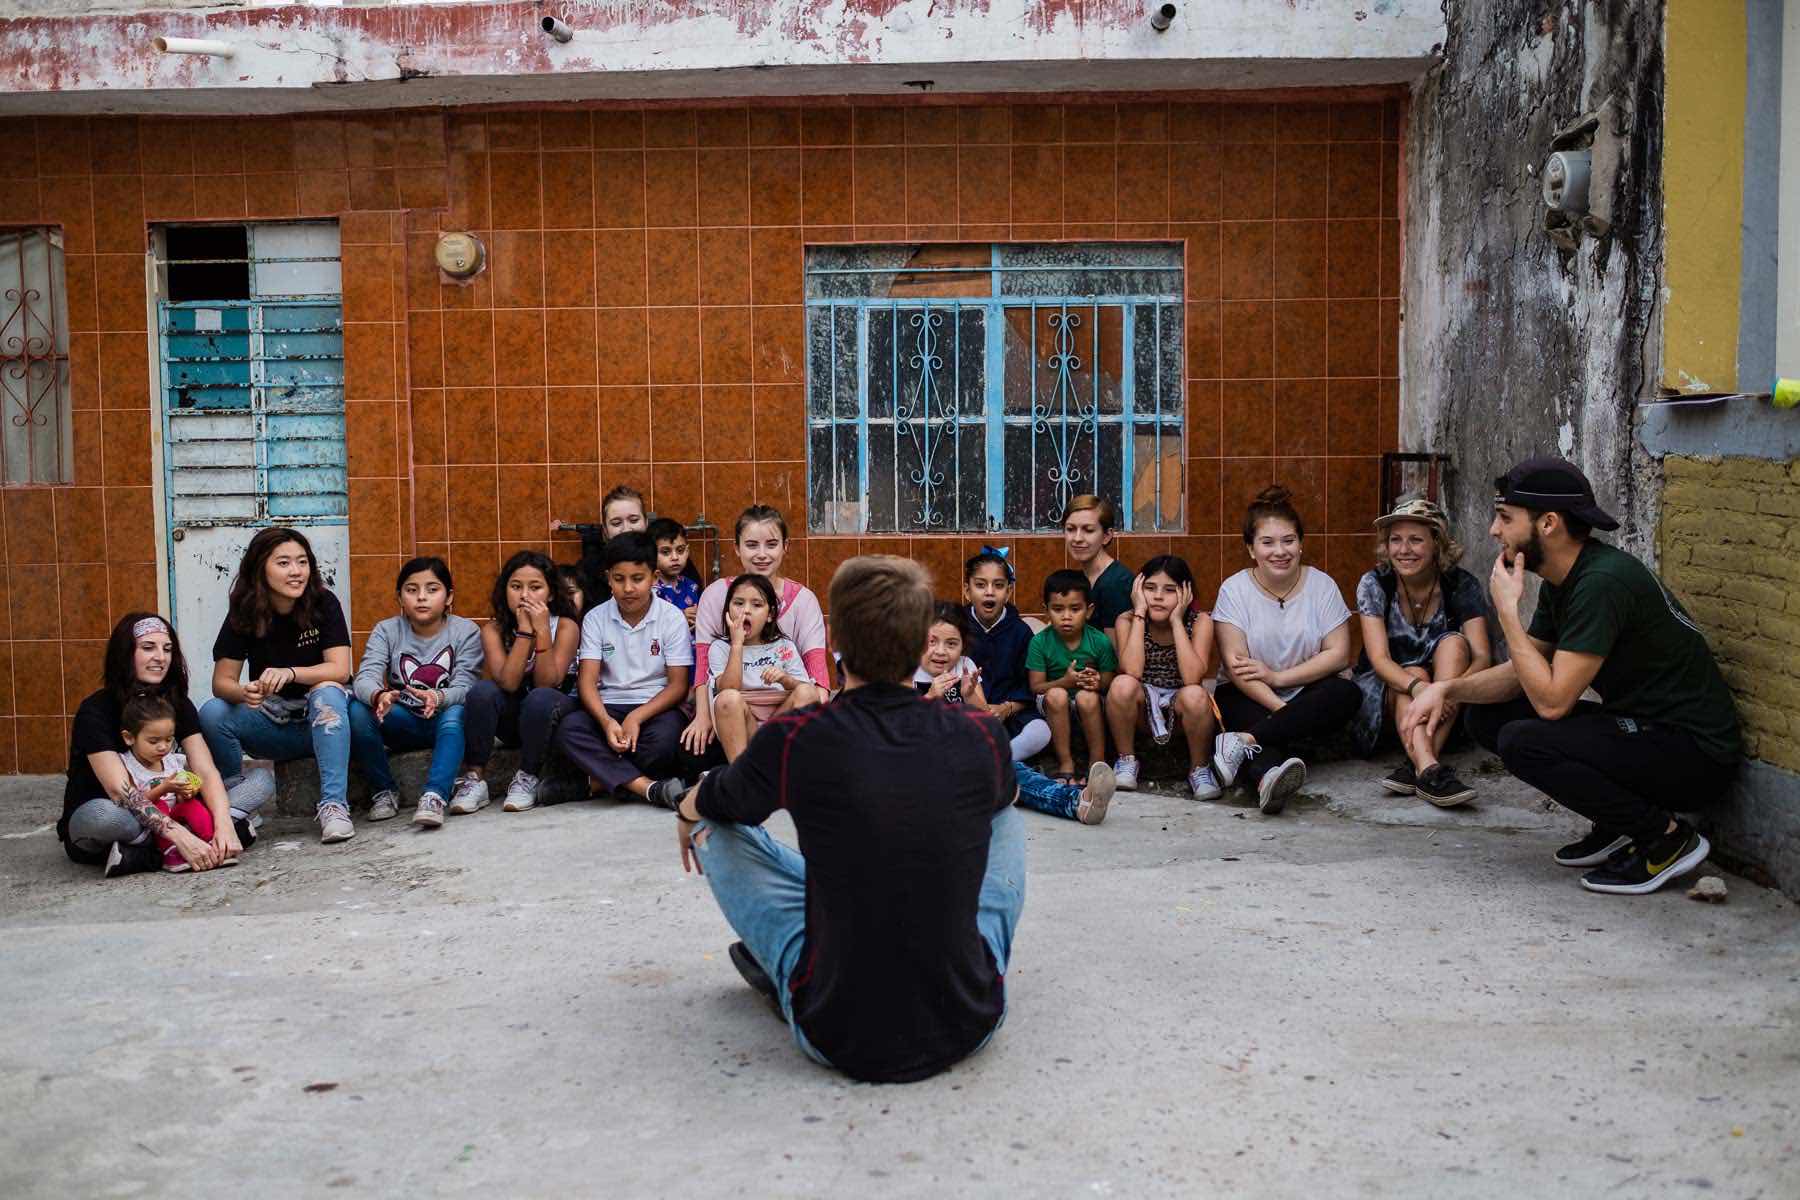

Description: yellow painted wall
[1661,0,1748,393]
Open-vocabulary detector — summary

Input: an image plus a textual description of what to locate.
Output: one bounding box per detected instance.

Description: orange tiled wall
[0,95,1400,773]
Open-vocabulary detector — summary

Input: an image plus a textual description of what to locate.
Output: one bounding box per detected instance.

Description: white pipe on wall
[153,36,235,58]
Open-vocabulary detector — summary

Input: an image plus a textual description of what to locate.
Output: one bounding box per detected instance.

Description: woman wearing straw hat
[1351,497,1491,806]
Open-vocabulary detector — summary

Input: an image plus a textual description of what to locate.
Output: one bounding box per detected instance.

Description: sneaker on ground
[231,815,257,850]
[1580,823,1710,896]
[649,776,689,812]
[502,770,541,812]
[413,792,446,829]
[1257,757,1306,815]
[1077,761,1116,825]
[1112,756,1140,791]
[1415,763,1476,808]
[103,840,161,880]
[318,803,355,843]
[448,773,490,815]
[1212,732,1260,789]
[1554,827,1633,867]
[366,790,401,822]
[1188,764,1223,801]
[1380,762,1418,795]
[728,941,782,1017]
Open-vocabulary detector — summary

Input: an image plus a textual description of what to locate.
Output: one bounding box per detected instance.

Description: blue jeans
[200,688,369,813]
[348,700,467,799]
[692,805,1025,1070]
[1012,760,1082,821]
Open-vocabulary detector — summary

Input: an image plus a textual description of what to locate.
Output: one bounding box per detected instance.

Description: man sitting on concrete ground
[671,555,1023,1082]
[1405,457,1740,895]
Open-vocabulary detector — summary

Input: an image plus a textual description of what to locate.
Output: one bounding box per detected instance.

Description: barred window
[0,228,72,486]
[806,243,1184,534]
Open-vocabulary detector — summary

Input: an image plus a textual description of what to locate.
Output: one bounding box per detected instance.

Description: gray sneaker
[1211,732,1260,789]
[448,773,490,815]
[1257,757,1306,815]
[1188,764,1223,801]
[366,790,401,821]
[1111,755,1140,791]
[1076,761,1116,825]
[648,776,689,812]
[502,770,540,812]
[413,792,446,829]
[318,803,355,843]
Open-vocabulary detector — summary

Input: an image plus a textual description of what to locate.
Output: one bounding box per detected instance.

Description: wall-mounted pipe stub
[1150,4,1177,32]
[153,36,234,57]
[541,16,574,43]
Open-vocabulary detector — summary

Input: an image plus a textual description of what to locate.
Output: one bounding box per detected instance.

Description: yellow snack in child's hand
[168,770,203,794]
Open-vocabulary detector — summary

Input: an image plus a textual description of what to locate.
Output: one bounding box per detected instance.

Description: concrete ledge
[1700,758,1800,899]
[274,749,520,817]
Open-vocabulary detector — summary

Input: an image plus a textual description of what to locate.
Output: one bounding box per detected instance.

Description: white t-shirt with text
[706,636,806,696]
[1210,566,1351,702]
[579,597,696,706]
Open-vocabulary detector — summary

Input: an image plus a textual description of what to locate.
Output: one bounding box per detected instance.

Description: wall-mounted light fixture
[541,16,575,43]
[153,36,235,58]
[1150,4,1177,32]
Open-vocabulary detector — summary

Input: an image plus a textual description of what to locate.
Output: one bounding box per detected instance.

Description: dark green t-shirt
[1091,559,1135,635]
[1526,541,1740,763]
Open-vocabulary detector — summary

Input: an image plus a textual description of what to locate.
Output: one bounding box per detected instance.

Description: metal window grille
[806,243,1184,534]
[0,227,73,486]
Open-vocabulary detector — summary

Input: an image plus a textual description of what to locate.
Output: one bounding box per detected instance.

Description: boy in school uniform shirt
[552,533,694,804]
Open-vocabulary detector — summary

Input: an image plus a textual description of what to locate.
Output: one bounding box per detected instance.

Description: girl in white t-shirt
[1209,486,1360,814]
[914,604,990,708]
[710,573,823,762]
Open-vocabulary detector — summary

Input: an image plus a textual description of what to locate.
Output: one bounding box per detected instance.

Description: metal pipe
[1150,3,1176,32]
[153,36,235,57]
[541,16,574,42]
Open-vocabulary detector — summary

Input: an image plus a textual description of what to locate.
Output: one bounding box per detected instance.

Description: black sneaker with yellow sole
[1580,822,1710,895]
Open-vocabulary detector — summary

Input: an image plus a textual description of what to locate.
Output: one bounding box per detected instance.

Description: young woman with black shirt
[198,527,368,845]
[60,613,275,875]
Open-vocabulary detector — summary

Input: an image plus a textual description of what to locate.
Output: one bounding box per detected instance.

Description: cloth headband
[132,616,168,640]
[980,545,1015,582]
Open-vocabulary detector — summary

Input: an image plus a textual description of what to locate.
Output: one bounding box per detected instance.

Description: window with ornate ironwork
[805,243,1183,535]
[0,228,72,485]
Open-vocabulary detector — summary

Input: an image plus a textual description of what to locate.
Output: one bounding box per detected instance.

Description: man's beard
[1517,527,1545,572]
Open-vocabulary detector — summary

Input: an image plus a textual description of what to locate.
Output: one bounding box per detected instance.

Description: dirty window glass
[805,243,1183,534]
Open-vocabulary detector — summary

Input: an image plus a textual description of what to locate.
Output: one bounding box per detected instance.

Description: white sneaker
[366,790,400,822]
[502,770,540,812]
[1211,732,1260,789]
[1112,755,1140,791]
[1077,761,1116,825]
[413,792,446,829]
[448,773,490,815]
[1257,757,1306,815]
[1188,765,1222,801]
[318,803,355,844]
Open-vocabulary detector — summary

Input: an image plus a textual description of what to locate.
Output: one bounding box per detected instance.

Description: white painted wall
[0,0,1443,114]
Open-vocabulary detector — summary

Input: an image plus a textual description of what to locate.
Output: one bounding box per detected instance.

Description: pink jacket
[693,576,831,690]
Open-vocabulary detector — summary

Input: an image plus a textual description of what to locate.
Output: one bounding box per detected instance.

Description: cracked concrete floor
[2,750,1797,1199]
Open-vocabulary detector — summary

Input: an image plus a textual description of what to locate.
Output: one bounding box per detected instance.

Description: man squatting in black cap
[1403,456,1741,896]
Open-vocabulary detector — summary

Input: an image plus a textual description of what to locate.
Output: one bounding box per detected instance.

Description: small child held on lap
[1105,555,1221,799]
[648,516,703,625]
[914,603,988,707]
[708,573,821,763]
[1027,569,1118,782]
[119,695,225,872]
[963,549,1052,762]
[349,556,483,829]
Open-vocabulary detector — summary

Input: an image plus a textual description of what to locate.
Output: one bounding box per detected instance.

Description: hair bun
[1254,484,1293,506]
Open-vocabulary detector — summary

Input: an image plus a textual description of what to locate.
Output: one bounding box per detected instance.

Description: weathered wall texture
[1401,0,1663,568]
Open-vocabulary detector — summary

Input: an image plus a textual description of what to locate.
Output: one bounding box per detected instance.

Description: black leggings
[1214,677,1360,788]
[462,680,574,775]
[1466,698,1731,845]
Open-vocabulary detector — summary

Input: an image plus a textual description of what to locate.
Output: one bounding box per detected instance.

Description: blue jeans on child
[1012,761,1082,821]
[199,687,375,814]
[691,805,1025,1069]
[347,700,467,799]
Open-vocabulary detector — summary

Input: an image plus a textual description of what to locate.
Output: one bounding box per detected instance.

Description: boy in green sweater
[1027,569,1119,782]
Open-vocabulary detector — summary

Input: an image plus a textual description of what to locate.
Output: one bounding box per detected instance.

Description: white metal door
[156,223,351,708]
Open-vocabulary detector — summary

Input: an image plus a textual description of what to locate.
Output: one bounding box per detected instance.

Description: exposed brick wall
[1658,455,1800,773]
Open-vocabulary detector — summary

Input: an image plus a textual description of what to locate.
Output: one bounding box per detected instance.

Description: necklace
[1400,575,1438,625]
[1252,567,1302,609]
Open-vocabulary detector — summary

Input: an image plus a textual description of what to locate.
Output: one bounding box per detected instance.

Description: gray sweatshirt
[354,614,484,710]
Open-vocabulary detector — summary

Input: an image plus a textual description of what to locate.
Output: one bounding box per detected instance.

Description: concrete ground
[2,750,1797,1199]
